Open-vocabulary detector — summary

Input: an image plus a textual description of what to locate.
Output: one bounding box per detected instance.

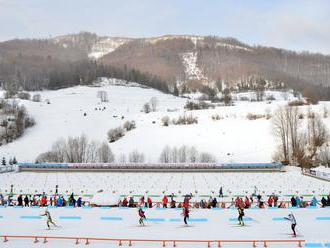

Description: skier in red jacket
[182,207,189,225]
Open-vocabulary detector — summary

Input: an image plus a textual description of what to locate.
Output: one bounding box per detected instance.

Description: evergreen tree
[9,158,13,165]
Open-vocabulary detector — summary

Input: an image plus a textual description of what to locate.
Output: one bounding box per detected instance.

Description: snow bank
[90,192,120,206]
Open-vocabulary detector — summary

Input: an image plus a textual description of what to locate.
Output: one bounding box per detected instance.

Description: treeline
[0,59,170,94]
[36,135,217,164]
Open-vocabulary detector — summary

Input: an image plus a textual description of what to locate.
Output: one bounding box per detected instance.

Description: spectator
[257,194,261,203]
[24,195,29,207]
[219,187,223,197]
[162,195,168,208]
[291,196,297,207]
[77,197,82,207]
[147,197,152,208]
[268,196,274,207]
[274,195,278,207]
[310,196,318,207]
[122,197,128,207]
[139,196,145,206]
[321,197,327,207]
[40,196,47,206]
[129,197,135,208]
[212,197,218,208]
[170,199,176,208]
[17,195,23,206]
[244,196,251,208]
[57,196,63,207]
[295,196,301,207]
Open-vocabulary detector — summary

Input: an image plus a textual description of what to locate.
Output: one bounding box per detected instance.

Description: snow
[88,37,131,59]
[181,52,207,81]
[1,167,330,197]
[215,41,253,52]
[232,90,298,102]
[1,79,330,164]
[146,35,204,45]
[313,166,330,174]
[90,192,120,206]
[0,207,329,247]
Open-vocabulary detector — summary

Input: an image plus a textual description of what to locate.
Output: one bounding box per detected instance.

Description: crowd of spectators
[0,193,83,207]
[0,192,329,209]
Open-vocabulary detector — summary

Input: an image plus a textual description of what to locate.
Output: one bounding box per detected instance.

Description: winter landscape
[1,0,330,247]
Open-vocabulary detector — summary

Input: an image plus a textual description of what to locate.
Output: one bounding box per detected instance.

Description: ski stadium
[0,163,330,247]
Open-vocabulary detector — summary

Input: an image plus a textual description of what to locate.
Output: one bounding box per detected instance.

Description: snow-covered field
[0,207,329,247]
[1,167,329,197]
[1,79,330,163]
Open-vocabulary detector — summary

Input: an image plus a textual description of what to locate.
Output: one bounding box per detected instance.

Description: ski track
[0,207,329,247]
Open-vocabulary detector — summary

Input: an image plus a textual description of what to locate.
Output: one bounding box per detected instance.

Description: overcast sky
[0,0,329,54]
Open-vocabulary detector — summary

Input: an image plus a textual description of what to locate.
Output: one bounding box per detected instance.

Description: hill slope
[1,32,330,98]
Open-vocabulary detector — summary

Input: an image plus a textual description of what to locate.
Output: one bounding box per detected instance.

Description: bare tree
[273,107,328,167]
[159,145,217,163]
[150,97,158,112]
[123,120,136,131]
[318,145,330,167]
[178,145,189,163]
[129,150,145,163]
[97,91,109,102]
[36,135,115,163]
[307,112,328,160]
[171,147,178,163]
[143,103,151,113]
[223,88,231,106]
[161,116,170,126]
[118,153,127,163]
[199,152,216,163]
[86,141,99,163]
[188,146,199,163]
[272,107,290,163]
[107,127,124,143]
[159,145,172,163]
[98,141,115,163]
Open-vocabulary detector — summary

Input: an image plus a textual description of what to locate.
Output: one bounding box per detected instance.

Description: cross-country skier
[40,208,58,230]
[284,213,297,237]
[182,207,189,225]
[138,207,146,226]
[238,206,245,226]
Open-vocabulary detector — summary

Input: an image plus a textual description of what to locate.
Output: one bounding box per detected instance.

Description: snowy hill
[0,79,329,163]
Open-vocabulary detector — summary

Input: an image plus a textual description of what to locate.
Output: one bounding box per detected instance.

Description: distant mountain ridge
[1,31,330,99]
